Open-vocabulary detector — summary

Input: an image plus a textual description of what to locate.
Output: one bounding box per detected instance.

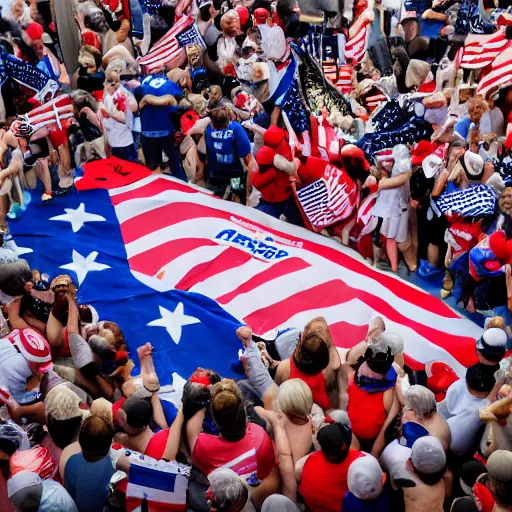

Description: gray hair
[369,332,404,356]
[208,468,248,509]
[404,385,437,420]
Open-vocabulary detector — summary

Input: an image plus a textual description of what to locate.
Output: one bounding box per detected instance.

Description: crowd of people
[0,0,511,511]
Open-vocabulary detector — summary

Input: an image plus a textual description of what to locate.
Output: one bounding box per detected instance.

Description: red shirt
[289,357,331,410]
[192,423,275,482]
[347,373,387,441]
[299,449,364,512]
[145,429,170,460]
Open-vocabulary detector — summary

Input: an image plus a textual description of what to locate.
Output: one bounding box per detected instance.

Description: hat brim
[38,361,54,373]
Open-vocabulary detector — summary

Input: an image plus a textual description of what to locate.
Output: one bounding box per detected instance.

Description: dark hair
[47,414,82,449]
[101,321,126,350]
[78,416,113,459]
[199,5,211,22]
[210,106,231,130]
[316,423,351,463]
[489,476,512,506]
[293,333,330,375]
[122,396,153,429]
[413,466,446,486]
[466,363,496,394]
[365,347,394,375]
[0,259,32,296]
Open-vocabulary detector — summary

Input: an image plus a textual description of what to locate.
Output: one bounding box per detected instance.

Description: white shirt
[437,379,489,456]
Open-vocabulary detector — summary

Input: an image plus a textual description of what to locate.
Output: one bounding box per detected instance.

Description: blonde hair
[277,379,313,424]
[90,398,113,426]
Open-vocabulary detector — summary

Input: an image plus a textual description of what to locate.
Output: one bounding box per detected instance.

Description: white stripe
[110,174,159,196]
[223,449,257,469]
[127,479,187,504]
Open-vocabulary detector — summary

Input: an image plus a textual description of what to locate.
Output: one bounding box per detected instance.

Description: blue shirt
[134,75,182,137]
[205,121,251,179]
[343,489,392,512]
[64,453,115,512]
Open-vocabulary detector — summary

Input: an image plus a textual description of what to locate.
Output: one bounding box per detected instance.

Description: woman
[256,379,314,464]
[187,379,280,508]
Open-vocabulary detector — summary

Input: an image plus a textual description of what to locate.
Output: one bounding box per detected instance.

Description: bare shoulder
[275,358,290,385]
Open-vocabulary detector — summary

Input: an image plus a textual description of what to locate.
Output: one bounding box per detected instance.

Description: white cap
[422,154,444,179]
[348,455,384,500]
[370,331,404,356]
[411,436,446,474]
[464,151,484,177]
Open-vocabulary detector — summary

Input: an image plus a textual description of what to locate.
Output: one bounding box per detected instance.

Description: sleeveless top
[300,449,364,512]
[347,373,387,441]
[64,452,115,512]
[289,357,331,410]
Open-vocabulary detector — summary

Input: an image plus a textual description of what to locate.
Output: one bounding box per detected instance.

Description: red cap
[25,22,44,41]
[235,5,250,26]
[411,139,436,166]
[254,8,270,24]
[82,31,101,51]
[340,144,371,171]
[180,109,201,134]
[9,328,52,370]
[263,126,285,149]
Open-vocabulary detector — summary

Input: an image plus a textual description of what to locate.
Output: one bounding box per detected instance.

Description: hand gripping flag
[10,158,482,382]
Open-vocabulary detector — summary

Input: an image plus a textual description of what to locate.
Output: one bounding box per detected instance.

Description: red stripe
[329,321,369,348]
[217,257,312,304]
[120,202,222,244]
[113,188,459,319]
[112,177,202,206]
[128,238,217,275]
[175,247,253,290]
[242,279,476,367]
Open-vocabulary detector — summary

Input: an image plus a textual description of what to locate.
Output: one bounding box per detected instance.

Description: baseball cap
[370,331,403,356]
[464,151,484,177]
[7,471,43,509]
[340,144,371,171]
[476,328,508,362]
[466,363,496,393]
[347,455,384,500]
[254,8,270,24]
[317,423,352,462]
[10,329,53,372]
[422,154,444,179]
[411,139,436,166]
[411,436,446,474]
[460,460,487,495]
[451,497,479,512]
[486,450,512,482]
[122,396,153,429]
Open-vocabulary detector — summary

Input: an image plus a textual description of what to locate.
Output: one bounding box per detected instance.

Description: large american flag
[11,159,482,382]
[477,45,512,97]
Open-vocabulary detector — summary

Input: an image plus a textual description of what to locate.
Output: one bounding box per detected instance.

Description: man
[8,470,78,511]
[133,69,186,178]
[486,450,512,511]
[296,422,364,512]
[205,105,258,203]
[437,363,495,456]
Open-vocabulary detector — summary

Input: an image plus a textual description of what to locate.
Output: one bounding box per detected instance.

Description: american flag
[138,16,195,74]
[477,46,512,97]
[294,164,357,232]
[11,159,482,383]
[345,10,373,64]
[460,29,510,69]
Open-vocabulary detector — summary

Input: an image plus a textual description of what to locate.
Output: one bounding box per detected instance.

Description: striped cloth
[138,16,195,74]
[295,164,358,231]
[336,64,354,94]
[477,46,512,97]
[436,184,497,217]
[460,29,510,69]
[345,10,373,64]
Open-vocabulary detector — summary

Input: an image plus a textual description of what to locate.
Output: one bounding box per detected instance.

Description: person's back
[403,477,445,512]
[64,450,114,512]
[62,416,115,512]
[300,448,363,512]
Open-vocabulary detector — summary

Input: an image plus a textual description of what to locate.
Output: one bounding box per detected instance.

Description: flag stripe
[175,247,253,290]
[216,257,312,304]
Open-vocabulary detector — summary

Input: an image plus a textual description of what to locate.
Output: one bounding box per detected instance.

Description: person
[485,450,512,511]
[59,415,115,512]
[346,343,400,456]
[205,105,258,203]
[343,454,392,512]
[402,436,450,512]
[296,422,364,512]
[437,364,495,456]
[7,470,78,512]
[401,385,451,451]
[207,467,256,512]
[187,378,279,508]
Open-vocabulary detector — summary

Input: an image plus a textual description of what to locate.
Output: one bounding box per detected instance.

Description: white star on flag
[14,245,33,256]
[147,303,201,345]
[60,250,110,285]
[50,203,106,233]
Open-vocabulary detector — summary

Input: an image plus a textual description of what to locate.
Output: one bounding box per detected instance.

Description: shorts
[111,144,138,163]
[380,210,409,243]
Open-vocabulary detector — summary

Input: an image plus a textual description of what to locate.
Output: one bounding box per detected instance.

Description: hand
[137,342,153,361]
[236,325,253,348]
[138,98,147,110]
[363,175,377,189]
[409,199,420,209]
